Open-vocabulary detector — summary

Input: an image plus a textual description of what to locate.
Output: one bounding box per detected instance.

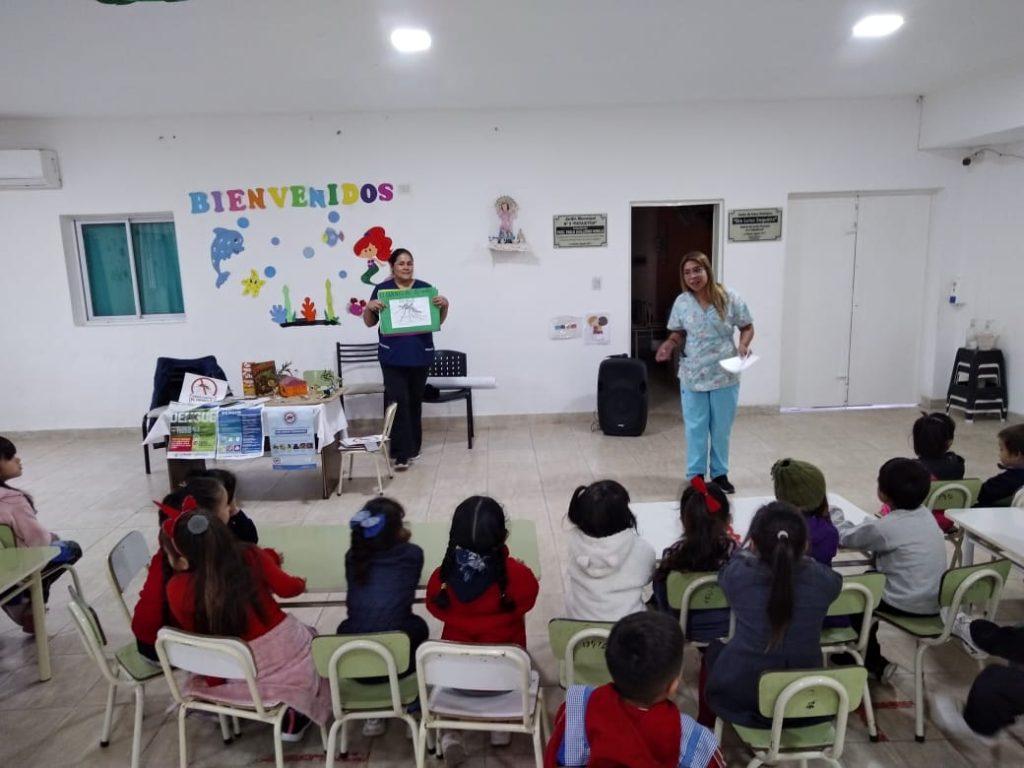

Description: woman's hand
[432,295,449,310]
[655,340,676,362]
[737,341,751,358]
[365,299,385,314]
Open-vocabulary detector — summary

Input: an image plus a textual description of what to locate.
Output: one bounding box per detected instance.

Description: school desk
[947,507,1024,568]
[0,545,59,681]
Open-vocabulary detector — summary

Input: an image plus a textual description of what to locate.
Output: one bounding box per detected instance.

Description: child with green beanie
[771,458,839,567]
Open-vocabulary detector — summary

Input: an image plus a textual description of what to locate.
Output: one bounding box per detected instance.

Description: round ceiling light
[852,14,904,38]
[390,28,432,53]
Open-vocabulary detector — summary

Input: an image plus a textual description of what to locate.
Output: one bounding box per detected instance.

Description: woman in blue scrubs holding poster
[655,252,753,493]
[363,248,449,471]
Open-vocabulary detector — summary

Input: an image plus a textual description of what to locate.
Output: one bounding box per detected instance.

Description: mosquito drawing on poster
[394,297,428,326]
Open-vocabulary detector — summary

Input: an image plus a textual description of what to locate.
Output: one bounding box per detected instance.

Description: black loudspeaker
[597,357,648,436]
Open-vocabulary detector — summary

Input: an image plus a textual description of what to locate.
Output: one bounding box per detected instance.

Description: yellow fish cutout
[241,268,266,297]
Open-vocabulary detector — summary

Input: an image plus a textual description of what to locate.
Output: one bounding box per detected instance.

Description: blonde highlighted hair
[679,251,728,320]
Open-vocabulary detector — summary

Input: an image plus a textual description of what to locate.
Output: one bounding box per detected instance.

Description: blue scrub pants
[681,383,739,479]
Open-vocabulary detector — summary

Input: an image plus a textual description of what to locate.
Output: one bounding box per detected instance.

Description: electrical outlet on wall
[592,276,602,290]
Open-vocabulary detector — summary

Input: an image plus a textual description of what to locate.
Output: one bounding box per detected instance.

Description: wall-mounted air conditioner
[0,149,62,190]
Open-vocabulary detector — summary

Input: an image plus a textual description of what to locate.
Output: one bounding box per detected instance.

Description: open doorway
[630,201,720,411]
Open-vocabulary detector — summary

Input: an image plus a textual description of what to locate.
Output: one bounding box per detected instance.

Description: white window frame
[63,212,186,326]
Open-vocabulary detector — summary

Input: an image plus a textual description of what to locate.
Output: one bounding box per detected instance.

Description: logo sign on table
[727,208,782,242]
[179,373,229,404]
[268,408,318,471]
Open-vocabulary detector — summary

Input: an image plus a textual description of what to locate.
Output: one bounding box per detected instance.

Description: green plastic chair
[547,618,613,688]
[820,572,885,742]
[721,667,867,768]
[876,558,1012,742]
[66,586,163,768]
[925,478,982,567]
[312,632,421,768]
[665,570,734,645]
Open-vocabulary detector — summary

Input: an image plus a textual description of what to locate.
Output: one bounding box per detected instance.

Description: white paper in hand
[719,354,760,374]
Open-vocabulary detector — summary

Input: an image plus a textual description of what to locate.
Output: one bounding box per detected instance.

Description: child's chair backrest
[665,571,734,643]
[925,479,982,510]
[826,573,885,617]
[107,530,151,626]
[939,559,1011,612]
[548,619,613,687]
[0,523,15,549]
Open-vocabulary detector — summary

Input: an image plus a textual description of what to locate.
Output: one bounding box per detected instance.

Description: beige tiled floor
[3,376,1024,766]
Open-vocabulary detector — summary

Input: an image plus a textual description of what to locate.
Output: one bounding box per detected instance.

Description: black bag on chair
[597,357,648,437]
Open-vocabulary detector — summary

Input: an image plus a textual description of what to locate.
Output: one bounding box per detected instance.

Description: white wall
[0,99,964,431]
[929,143,1024,411]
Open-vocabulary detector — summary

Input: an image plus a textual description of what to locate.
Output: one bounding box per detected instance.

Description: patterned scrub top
[667,289,753,392]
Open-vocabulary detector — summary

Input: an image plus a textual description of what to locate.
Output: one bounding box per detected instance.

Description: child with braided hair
[425,495,539,764]
[426,495,539,647]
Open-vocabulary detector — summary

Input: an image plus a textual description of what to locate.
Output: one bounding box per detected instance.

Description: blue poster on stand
[267,407,318,471]
[217,406,265,459]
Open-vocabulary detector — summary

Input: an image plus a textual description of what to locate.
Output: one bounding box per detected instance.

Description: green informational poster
[167,408,217,459]
[378,286,440,336]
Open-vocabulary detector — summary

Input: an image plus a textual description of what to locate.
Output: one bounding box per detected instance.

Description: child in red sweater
[545,611,724,768]
[132,475,260,662]
[425,495,540,764]
[163,509,329,741]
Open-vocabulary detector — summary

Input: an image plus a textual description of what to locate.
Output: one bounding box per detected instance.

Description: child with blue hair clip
[337,497,428,738]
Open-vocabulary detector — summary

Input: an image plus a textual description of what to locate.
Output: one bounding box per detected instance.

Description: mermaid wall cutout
[352,226,392,285]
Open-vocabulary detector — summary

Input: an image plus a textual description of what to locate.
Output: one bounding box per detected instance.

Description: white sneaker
[361,718,386,737]
[490,729,512,747]
[950,611,988,659]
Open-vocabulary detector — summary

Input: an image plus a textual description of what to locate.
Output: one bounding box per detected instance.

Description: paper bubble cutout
[237,217,250,229]
[264,266,277,278]
[271,237,280,246]
[303,246,315,259]
[328,211,340,223]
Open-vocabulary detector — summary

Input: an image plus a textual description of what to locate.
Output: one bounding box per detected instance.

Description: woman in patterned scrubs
[655,251,754,493]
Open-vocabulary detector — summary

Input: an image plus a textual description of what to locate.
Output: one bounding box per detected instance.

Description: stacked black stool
[946,347,1008,422]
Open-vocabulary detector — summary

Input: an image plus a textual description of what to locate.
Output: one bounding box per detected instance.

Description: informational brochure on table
[167,408,218,459]
[267,407,318,470]
[216,406,265,459]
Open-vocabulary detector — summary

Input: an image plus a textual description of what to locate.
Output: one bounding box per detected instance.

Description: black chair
[336,342,386,415]
[424,349,474,449]
[142,355,228,474]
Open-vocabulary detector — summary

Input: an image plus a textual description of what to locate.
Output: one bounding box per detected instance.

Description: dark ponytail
[432,495,513,611]
[349,497,408,585]
[747,501,808,649]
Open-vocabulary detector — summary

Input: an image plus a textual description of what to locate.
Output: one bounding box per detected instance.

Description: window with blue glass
[75,216,184,320]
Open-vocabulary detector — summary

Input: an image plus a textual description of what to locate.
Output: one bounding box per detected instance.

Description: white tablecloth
[142,399,348,453]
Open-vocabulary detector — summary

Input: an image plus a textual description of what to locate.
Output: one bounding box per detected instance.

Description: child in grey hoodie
[830,458,947,681]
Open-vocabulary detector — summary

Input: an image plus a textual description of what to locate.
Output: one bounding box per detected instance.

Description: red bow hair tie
[154,495,198,542]
[690,476,721,514]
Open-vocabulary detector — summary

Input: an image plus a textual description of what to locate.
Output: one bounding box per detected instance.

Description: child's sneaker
[361,718,386,737]
[950,611,988,659]
[489,730,512,747]
[441,733,466,767]
[280,708,311,742]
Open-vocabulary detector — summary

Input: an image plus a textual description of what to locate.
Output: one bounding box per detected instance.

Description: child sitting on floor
[830,458,946,681]
[564,479,656,622]
[652,477,737,727]
[0,436,82,633]
[977,424,1024,506]
[337,497,427,738]
[163,509,329,742]
[545,611,725,768]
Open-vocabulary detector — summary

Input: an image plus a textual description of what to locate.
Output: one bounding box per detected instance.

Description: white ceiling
[2,0,1024,119]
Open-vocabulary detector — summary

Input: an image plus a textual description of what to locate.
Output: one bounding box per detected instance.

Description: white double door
[782,193,932,409]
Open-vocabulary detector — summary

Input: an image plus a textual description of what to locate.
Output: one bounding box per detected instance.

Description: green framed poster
[378,286,441,336]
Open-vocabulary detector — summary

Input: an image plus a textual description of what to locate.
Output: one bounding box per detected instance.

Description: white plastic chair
[66,586,162,768]
[1012,486,1024,508]
[337,402,398,495]
[415,640,545,768]
[155,627,325,768]
[106,530,151,627]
